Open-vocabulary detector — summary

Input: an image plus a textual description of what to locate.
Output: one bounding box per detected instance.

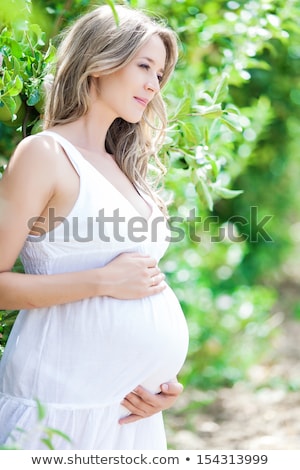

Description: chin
[119,111,144,124]
[124,117,142,124]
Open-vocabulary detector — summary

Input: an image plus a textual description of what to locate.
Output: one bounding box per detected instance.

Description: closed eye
[139,63,151,71]
[139,63,163,85]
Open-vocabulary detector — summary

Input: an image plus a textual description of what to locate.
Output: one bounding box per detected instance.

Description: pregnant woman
[0,4,189,449]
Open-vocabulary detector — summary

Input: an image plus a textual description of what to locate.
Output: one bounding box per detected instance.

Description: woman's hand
[119,380,184,425]
[100,252,166,299]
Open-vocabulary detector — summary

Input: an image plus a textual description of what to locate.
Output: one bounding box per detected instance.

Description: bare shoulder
[0,134,67,214]
[2,132,69,196]
[6,132,63,175]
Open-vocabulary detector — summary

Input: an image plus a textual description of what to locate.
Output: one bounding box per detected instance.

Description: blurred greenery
[0,0,299,391]
[0,398,72,449]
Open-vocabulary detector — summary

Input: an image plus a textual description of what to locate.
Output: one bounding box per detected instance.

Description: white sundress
[0,130,189,450]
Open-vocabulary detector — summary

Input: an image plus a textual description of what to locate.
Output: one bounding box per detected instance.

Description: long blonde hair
[44,4,178,211]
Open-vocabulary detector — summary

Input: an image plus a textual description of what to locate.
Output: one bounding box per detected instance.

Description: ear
[90,72,101,78]
[89,75,101,96]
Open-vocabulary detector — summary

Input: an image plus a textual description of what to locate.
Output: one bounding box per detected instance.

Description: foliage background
[0,0,299,398]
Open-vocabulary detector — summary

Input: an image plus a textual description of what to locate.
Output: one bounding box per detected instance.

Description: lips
[134,97,149,107]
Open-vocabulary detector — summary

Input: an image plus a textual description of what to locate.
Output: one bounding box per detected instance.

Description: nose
[145,78,160,94]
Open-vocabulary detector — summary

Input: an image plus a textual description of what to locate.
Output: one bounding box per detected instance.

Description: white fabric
[0,131,189,450]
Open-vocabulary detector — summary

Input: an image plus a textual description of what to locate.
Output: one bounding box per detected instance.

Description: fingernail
[161,383,168,392]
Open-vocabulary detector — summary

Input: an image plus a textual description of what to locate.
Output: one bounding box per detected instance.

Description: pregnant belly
[2,286,189,405]
[83,285,189,399]
[120,286,189,392]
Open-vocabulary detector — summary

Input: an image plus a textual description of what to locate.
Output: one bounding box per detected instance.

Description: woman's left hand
[119,380,183,425]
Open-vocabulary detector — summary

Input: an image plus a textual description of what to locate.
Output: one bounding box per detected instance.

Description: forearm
[0,252,166,309]
[0,268,105,310]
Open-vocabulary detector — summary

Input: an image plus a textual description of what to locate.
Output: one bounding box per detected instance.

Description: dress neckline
[42,130,154,222]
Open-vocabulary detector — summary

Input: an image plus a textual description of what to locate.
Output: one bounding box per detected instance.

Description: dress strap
[39,130,83,176]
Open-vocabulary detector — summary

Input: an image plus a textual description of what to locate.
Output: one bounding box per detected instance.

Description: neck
[52,87,117,155]
[74,110,113,154]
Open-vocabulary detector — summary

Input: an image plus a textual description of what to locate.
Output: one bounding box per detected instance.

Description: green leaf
[36,398,46,421]
[8,75,23,96]
[3,69,12,85]
[105,0,120,26]
[220,112,243,132]
[195,178,214,211]
[41,438,54,450]
[212,186,244,199]
[44,42,56,63]
[179,120,200,145]
[49,428,72,443]
[26,88,40,106]
[11,56,22,75]
[194,104,223,118]
[206,157,219,181]
[170,154,189,169]
[28,24,45,47]
[212,74,229,104]
[173,96,192,119]
[0,95,16,115]
[10,39,23,58]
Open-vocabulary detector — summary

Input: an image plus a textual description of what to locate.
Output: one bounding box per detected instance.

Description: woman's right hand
[99,252,166,299]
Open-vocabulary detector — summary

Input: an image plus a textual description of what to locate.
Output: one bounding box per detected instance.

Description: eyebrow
[139,56,165,74]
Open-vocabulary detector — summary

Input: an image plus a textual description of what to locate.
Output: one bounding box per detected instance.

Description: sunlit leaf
[105,0,120,25]
[41,438,54,450]
[220,112,243,132]
[212,186,244,199]
[196,178,214,211]
[194,104,223,118]
[8,76,23,96]
[212,74,229,104]
[49,428,72,443]
[173,96,192,119]
[36,398,46,421]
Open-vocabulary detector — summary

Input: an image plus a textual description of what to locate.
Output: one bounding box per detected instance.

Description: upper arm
[0,135,57,272]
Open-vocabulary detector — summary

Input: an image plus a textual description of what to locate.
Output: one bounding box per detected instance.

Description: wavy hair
[44,4,178,211]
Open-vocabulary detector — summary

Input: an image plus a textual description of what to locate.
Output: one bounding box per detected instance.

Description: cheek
[118,66,137,85]
[99,80,121,104]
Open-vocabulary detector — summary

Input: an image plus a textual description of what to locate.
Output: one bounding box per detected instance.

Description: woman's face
[96,34,167,123]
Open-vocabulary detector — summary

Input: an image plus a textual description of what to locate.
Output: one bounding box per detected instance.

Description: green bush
[1,0,299,389]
